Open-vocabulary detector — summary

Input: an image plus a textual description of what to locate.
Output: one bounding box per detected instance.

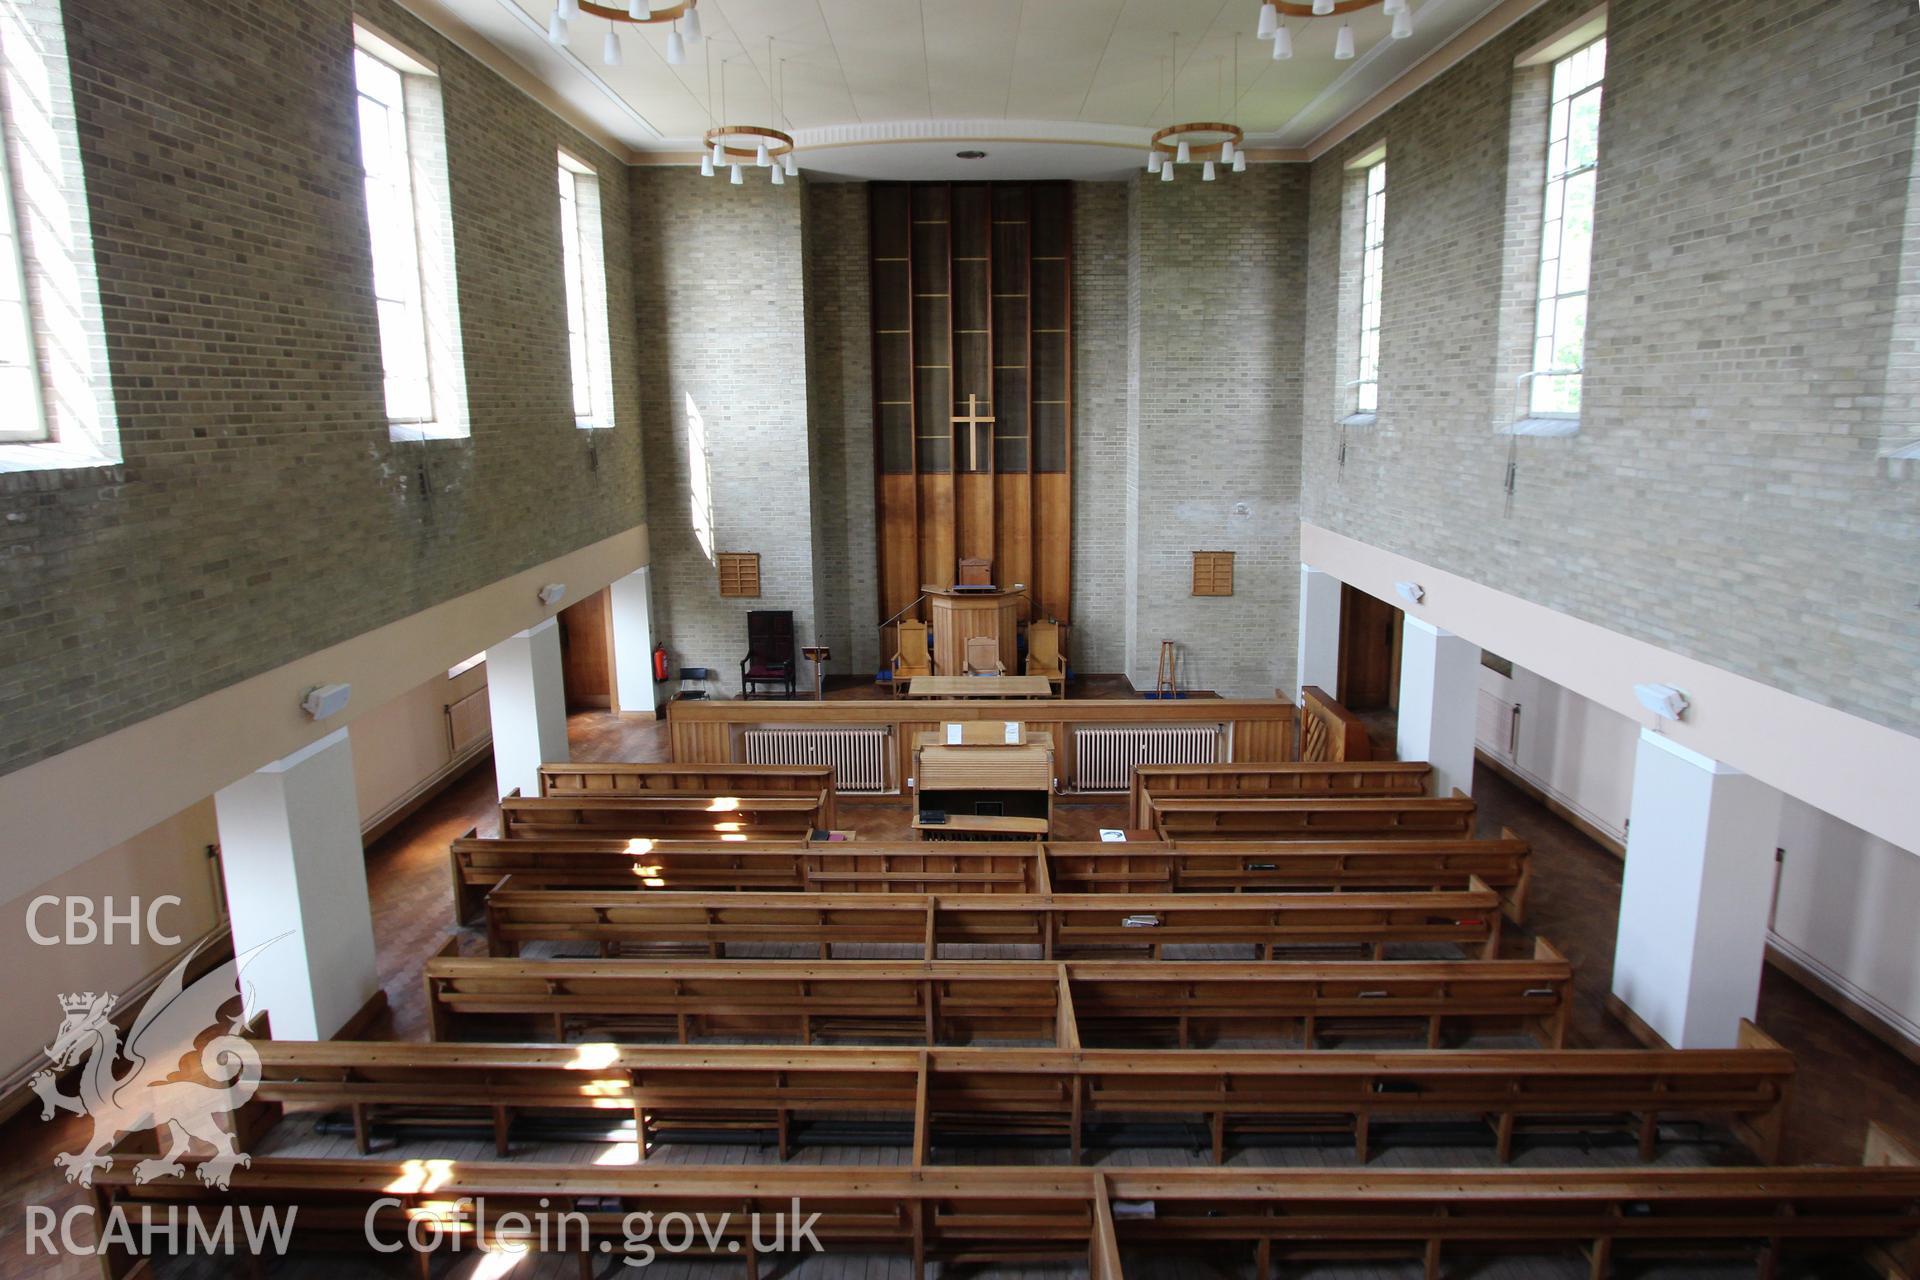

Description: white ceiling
[417,0,1524,177]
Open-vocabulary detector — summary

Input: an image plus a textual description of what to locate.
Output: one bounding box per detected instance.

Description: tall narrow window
[351,25,466,441]
[556,152,613,430]
[1355,159,1386,415]
[354,48,433,425]
[1530,36,1605,416]
[0,122,43,443]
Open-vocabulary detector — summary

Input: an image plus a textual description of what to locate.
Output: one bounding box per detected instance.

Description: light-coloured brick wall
[0,0,643,777]
[802,180,877,677]
[1302,0,1920,738]
[632,166,818,696]
[1128,164,1309,697]
[1070,182,1130,675]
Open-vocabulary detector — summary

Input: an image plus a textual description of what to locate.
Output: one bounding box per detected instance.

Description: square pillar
[607,567,658,717]
[487,617,569,798]
[1611,731,1782,1049]
[213,729,379,1041]
[1296,565,1342,700]
[1395,617,1480,797]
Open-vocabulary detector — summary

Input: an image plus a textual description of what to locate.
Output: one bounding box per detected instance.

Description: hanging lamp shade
[628,0,651,16]
[1392,7,1413,38]
[729,163,742,185]
[1334,23,1355,58]
[1160,160,1174,182]
[1147,149,1162,173]
[784,151,798,176]
[602,28,622,65]
[558,0,579,20]
[1175,139,1191,164]
[770,162,785,185]
[683,4,702,42]
[1272,26,1293,59]
[700,153,714,177]
[1232,150,1247,173]
[547,11,567,44]
[755,140,770,167]
[1221,138,1235,163]
[666,25,685,64]
[1312,0,1334,14]
[1202,160,1216,182]
[1256,3,1278,38]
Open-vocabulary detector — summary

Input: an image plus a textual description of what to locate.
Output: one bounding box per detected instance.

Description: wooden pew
[1047,832,1533,923]
[423,943,1572,1049]
[1299,683,1372,762]
[85,1161,1102,1280]
[479,883,1505,961]
[424,946,1064,1046]
[449,834,1037,924]
[1145,792,1477,840]
[1067,938,1574,1050]
[539,762,838,827]
[498,790,827,840]
[86,1147,1920,1280]
[447,832,811,923]
[1105,1152,1920,1280]
[244,1025,1795,1166]
[1128,760,1430,828]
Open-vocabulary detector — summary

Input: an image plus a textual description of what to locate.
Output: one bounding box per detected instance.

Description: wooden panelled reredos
[871,182,1073,637]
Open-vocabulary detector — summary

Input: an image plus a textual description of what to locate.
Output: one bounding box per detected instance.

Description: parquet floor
[1,694,1913,1279]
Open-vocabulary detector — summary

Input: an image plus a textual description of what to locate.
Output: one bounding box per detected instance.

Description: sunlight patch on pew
[386,1158,457,1194]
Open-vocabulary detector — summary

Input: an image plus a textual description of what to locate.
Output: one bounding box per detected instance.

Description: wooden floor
[2,699,1915,1279]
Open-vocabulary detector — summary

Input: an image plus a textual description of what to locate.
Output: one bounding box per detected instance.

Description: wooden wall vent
[1192,551,1235,597]
[717,553,762,598]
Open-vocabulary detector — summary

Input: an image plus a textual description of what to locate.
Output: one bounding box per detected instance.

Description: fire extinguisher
[652,643,670,683]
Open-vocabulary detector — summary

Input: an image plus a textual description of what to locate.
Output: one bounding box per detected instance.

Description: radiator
[744,727,891,794]
[1073,726,1219,792]
[445,687,491,756]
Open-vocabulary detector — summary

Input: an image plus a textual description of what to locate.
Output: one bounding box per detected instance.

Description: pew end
[1865,1122,1920,1279]
[450,825,483,923]
[1499,825,1533,923]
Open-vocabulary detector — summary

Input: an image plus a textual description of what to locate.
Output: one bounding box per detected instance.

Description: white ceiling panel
[406,0,1532,170]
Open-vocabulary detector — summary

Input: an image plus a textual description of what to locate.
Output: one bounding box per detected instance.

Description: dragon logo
[31,938,279,1189]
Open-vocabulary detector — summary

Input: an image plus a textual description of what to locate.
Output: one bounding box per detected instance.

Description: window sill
[576,420,615,431]
[1340,412,1378,429]
[388,422,468,443]
[1501,415,1581,438]
[0,439,124,478]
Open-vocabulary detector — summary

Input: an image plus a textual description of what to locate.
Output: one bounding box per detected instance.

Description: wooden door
[558,588,615,711]
[1338,584,1401,711]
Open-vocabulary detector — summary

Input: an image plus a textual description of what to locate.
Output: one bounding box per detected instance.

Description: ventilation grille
[744,727,891,794]
[1073,726,1219,792]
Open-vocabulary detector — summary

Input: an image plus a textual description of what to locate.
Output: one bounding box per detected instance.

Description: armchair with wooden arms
[890,620,932,697]
[739,610,797,699]
[963,635,1006,676]
[1025,620,1067,695]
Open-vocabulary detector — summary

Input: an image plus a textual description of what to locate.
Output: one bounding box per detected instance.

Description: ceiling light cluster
[547,0,701,68]
[1256,0,1414,64]
[698,37,800,186]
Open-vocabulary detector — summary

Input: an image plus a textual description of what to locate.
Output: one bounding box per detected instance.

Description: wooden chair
[1026,620,1066,694]
[963,635,1004,676]
[891,620,932,696]
[739,610,796,699]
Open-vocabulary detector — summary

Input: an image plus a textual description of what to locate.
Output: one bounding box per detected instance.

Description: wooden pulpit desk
[911,729,1054,841]
[922,584,1022,675]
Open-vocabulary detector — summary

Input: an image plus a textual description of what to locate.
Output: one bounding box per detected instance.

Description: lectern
[923,585,1022,676]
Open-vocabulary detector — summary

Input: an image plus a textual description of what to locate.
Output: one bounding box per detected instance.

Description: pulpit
[924,585,1022,676]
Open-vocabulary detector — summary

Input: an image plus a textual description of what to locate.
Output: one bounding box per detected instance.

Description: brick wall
[0,0,644,777]
[1070,182,1130,675]
[802,180,877,677]
[1128,164,1309,697]
[632,165,818,696]
[1302,0,1920,738]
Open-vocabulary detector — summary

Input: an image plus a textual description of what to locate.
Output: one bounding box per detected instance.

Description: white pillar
[607,567,658,717]
[213,730,378,1041]
[1296,565,1342,700]
[487,617,570,798]
[1611,731,1782,1049]
[1395,617,1480,796]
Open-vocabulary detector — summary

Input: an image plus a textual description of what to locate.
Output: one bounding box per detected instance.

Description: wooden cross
[952,393,995,471]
